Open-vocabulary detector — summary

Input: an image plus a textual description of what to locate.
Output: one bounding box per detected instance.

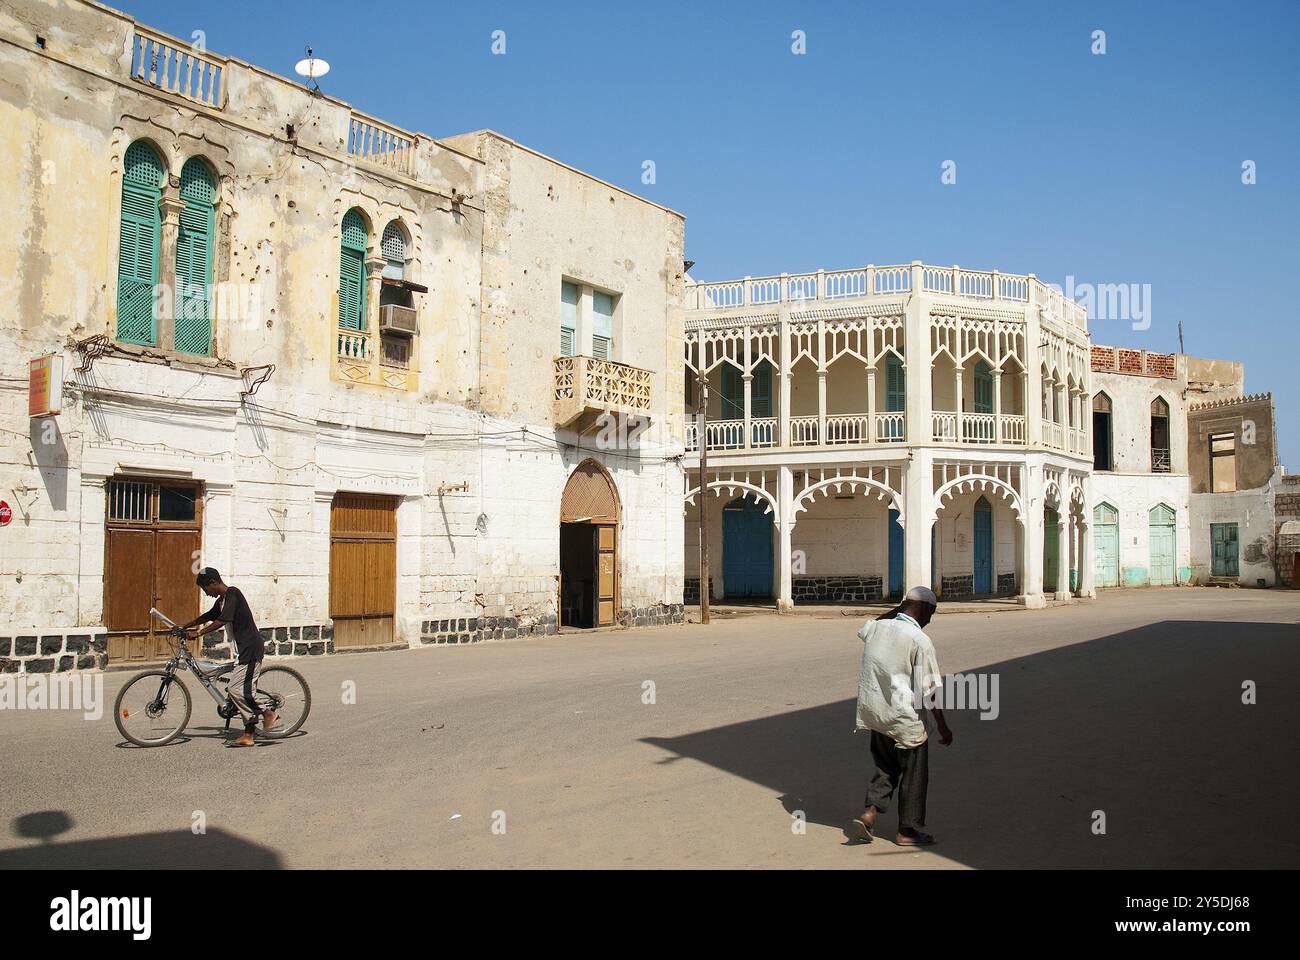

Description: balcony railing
[877,412,906,442]
[129,26,226,109]
[790,416,819,447]
[554,355,653,429]
[347,111,417,176]
[1152,447,1171,472]
[687,262,1088,329]
[932,412,958,443]
[338,328,370,362]
[961,413,998,445]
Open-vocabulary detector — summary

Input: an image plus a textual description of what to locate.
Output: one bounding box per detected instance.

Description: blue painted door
[888,508,904,597]
[723,497,773,598]
[973,497,993,594]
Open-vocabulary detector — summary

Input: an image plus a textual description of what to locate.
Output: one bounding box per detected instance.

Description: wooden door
[1148,505,1177,585]
[1211,523,1239,578]
[596,524,616,626]
[330,494,397,647]
[104,479,202,662]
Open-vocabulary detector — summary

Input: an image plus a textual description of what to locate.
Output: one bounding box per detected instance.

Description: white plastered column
[1021,461,1045,608]
[903,447,934,591]
[776,465,795,612]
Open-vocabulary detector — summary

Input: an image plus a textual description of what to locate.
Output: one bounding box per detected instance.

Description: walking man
[850,586,952,845]
[183,567,277,747]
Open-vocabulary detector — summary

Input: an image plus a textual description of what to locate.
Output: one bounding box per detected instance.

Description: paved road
[2,589,1297,868]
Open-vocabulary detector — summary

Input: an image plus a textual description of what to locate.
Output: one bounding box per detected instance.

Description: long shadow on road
[644,620,1300,868]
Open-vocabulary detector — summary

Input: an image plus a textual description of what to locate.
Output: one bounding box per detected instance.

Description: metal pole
[696,368,710,625]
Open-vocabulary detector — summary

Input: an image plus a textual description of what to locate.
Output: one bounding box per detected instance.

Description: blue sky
[125,0,1300,467]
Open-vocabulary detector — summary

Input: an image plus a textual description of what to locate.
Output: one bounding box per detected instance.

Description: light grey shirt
[854,612,943,748]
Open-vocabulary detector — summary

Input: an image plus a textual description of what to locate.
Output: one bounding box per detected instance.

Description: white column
[866,367,877,442]
[954,368,964,443]
[1056,515,1069,598]
[1021,460,1045,607]
[816,316,827,445]
[1078,517,1095,598]
[776,465,794,612]
[742,331,753,449]
[905,261,929,444]
[903,447,934,590]
[1025,283,1043,446]
[778,306,791,447]
[993,369,1003,442]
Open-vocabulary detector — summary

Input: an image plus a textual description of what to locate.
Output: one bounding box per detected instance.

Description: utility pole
[695,367,710,624]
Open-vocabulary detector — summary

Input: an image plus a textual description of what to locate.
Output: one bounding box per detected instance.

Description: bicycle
[112,608,312,747]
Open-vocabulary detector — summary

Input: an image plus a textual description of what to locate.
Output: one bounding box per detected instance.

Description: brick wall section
[1118,349,1143,374]
[1091,345,1116,370]
[1146,352,1176,377]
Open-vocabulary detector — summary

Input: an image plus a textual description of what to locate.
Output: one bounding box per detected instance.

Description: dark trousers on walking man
[864,731,929,832]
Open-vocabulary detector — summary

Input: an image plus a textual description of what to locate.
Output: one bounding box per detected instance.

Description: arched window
[381,221,406,280]
[338,209,368,331]
[1092,392,1113,471]
[117,140,165,346]
[1150,396,1171,472]
[176,158,215,355]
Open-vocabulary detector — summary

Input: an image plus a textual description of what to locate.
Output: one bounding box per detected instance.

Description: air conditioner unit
[380,304,418,336]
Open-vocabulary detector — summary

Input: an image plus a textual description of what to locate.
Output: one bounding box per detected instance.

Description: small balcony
[931,412,1027,445]
[554,356,654,431]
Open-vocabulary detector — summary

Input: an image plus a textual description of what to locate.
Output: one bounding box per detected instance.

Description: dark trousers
[864,731,929,830]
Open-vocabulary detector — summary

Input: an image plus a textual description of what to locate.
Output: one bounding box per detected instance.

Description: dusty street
[2,588,1297,869]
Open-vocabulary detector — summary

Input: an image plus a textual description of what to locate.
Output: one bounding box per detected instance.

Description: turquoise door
[888,508,904,597]
[1043,508,1060,592]
[1149,504,1176,585]
[722,497,773,598]
[1093,503,1119,588]
[1211,523,1239,577]
[973,497,993,594]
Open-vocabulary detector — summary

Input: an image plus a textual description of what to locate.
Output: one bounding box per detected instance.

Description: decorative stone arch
[560,458,621,524]
[685,476,778,518]
[933,474,1023,524]
[793,474,902,526]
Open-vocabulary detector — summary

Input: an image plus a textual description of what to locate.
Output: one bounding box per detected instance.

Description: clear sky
[124,0,1300,468]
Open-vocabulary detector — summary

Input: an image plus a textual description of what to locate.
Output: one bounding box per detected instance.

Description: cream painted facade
[0,0,684,671]
[683,263,1096,609]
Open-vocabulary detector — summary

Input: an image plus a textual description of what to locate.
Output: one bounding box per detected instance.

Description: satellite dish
[294,56,330,80]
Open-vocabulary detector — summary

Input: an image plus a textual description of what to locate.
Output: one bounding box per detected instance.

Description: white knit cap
[905,585,938,606]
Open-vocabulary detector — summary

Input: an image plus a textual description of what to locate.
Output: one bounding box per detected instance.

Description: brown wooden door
[104,479,203,663]
[597,524,616,626]
[330,494,396,647]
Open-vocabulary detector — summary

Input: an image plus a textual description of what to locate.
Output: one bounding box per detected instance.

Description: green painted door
[1093,503,1120,588]
[1211,523,1239,577]
[1149,504,1176,585]
[1043,508,1060,593]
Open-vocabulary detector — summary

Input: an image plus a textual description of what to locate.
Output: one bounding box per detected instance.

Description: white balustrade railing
[130,26,226,108]
[685,420,699,452]
[876,412,906,442]
[706,420,746,451]
[932,412,958,442]
[750,417,777,448]
[1048,422,1065,449]
[825,414,868,445]
[961,413,998,444]
[348,111,416,176]
[687,262,1084,322]
[1000,415,1027,444]
[338,328,370,362]
[789,416,819,447]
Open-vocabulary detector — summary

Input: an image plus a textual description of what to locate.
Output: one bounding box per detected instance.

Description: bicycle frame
[150,607,247,718]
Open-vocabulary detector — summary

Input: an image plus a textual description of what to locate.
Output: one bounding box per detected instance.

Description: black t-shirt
[201,587,264,664]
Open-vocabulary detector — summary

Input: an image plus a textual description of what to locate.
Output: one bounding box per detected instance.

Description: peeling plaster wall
[1189,485,1276,586]
[1090,473,1192,586]
[0,0,684,653]
[1091,369,1189,474]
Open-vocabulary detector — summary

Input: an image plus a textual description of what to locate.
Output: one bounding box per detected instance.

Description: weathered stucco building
[0,0,684,672]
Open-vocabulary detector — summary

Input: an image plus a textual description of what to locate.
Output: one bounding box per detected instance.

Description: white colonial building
[683,262,1096,609]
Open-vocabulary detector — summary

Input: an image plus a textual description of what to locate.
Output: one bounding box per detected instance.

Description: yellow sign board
[29,354,64,417]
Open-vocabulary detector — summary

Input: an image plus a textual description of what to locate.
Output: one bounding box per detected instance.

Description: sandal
[895,830,935,846]
[848,818,875,844]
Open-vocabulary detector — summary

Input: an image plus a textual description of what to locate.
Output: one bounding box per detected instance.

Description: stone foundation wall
[683,578,716,605]
[939,574,1018,600]
[792,576,883,604]
[618,603,684,628]
[420,614,559,645]
[0,630,108,673]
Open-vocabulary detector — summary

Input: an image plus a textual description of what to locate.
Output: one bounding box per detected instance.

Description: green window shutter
[175,159,215,355]
[885,355,905,412]
[720,365,743,420]
[339,210,368,330]
[593,291,614,360]
[116,141,163,346]
[751,363,772,417]
[560,281,578,357]
[973,361,993,414]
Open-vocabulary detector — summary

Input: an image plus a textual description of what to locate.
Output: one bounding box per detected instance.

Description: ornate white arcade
[683,260,1095,609]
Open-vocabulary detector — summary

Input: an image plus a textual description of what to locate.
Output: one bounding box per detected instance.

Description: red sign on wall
[0,501,12,527]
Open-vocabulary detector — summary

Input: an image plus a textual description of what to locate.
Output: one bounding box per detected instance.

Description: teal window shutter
[751,362,772,417]
[973,361,993,414]
[592,290,614,360]
[560,281,578,356]
[720,365,743,420]
[175,158,215,355]
[885,355,905,411]
[339,209,368,330]
[117,141,164,346]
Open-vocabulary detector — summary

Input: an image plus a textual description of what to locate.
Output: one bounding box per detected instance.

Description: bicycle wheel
[255,665,311,738]
[114,671,192,747]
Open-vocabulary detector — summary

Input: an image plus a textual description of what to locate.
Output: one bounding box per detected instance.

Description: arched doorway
[1043,506,1061,593]
[1093,502,1120,588]
[973,496,993,594]
[1148,503,1176,585]
[722,496,772,598]
[560,460,620,628]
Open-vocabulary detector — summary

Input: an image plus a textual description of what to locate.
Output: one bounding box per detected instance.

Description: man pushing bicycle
[183,568,277,747]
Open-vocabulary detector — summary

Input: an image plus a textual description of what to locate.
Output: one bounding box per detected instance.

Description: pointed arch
[339,207,370,331]
[561,459,621,523]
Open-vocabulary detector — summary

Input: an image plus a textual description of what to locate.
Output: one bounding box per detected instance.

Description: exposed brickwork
[1090,345,1116,370]
[1146,352,1176,378]
[1118,348,1143,374]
